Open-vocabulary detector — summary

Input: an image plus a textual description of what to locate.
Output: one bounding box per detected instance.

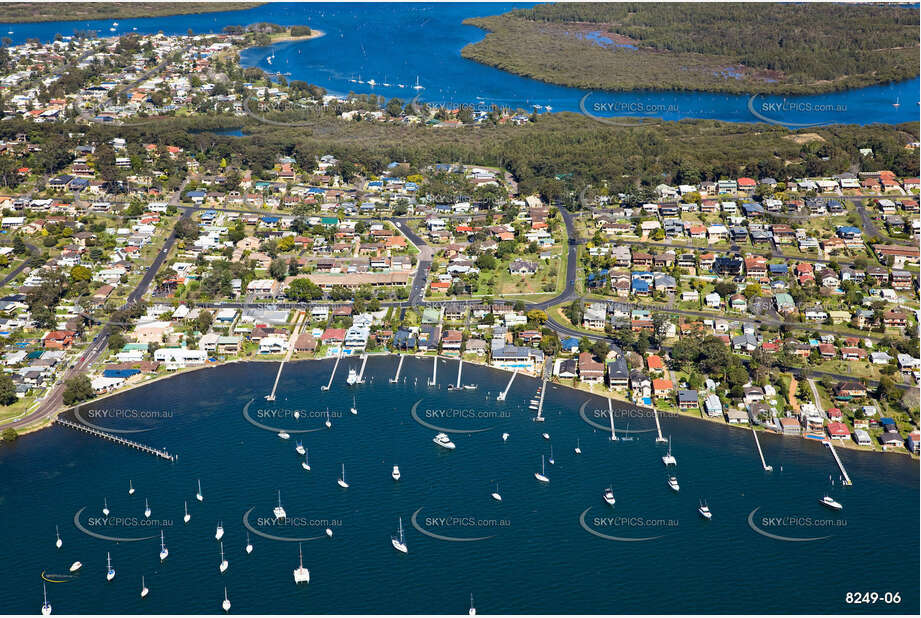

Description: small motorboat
[819,495,843,510]
[392,465,401,481]
[603,487,615,506]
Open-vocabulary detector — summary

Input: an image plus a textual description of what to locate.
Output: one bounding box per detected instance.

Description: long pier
[826,440,852,485]
[455,359,463,389]
[607,398,617,440]
[496,369,517,402]
[752,427,773,471]
[266,311,304,401]
[356,353,368,384]
[321,348,343,391]
[55,417,175,461]
[428,355,438,386]
[653,407,667,443]
[390,354,405,383]
[535,379,547,421]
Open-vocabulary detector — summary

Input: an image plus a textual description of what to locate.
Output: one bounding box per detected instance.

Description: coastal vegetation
[0,110,917,204]
[462,2,920,94]
[0,3,264,24]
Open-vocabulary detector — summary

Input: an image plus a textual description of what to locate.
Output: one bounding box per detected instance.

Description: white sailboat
[413,76,424,90]
[350,394,358,415]
[219,541,228,573]
[69,561,82,572]
[278,430,291,439]
[574,438,582,454]
[541,432,550,440]
[293,543,310,583]
[534,455,549,483]
[501,432,509,442]
[106,552,115,581]
[215,521,224,540]
[183,501,191,524]
[662,435,677,466]
[273,490,287,520]
[144,498,151,518]
[469,593,476,615]
[128,479,135,495]
[159,530,168,561]
[196,479,203,502]
[245,532,253,554]
[140,575,149,598]
[548,445,555,465]
[295,440,305,455]
[102,497,110,517]
[491,482,502,502]
[222,587,231,612]
[392,465,401,481]
[325,410,332,429]
[391,517,408,553]
[338,463,349,488]
[55,525,62,549]
[42,583,52,616]
[325,527,333,538]
[302,449,311,471]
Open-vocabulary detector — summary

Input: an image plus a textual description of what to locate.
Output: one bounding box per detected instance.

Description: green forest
[0,2,263,24]
[463,2,919,94]
[1,110,917,203]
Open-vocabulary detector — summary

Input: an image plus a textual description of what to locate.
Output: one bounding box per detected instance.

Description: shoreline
[240,28,326,57]
[8,352,916,461]
[0,2,266,24]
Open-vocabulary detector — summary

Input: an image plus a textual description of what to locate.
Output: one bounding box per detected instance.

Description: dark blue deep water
[0,356,917,614]
[1,3,918,125]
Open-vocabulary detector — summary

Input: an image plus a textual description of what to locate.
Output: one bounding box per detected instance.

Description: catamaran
[55,525,62,549]
[215,522,224,540]
[293,543,310,583]
[273,490,287,520]
[218,541,228,573]
[144,498,151,518]
[245,532,253,554]
[102,497,110,517]
[338,464,349,488]
[491,482,502,502]
[662,435,677,466]
[128,479,135,495]
[222,587,231,612]
[196,479,203,502]
[140,575,149,598]
[159,530,168,561]
[391,517,408,553]
[183,501,191,524]
[42,583,52,616]
[534,455,549,483]
[433,432,456,450]
[392,465,401,481]
[302,449,311,471]
[295,440,305,455]
[106,552,115,581]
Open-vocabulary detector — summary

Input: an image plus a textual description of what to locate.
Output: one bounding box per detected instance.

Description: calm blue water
[2,3,918,125]
[0,356,917,614]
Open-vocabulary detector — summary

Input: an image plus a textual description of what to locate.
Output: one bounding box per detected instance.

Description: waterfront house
[578,352,605,384]
[677,390,699,410]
